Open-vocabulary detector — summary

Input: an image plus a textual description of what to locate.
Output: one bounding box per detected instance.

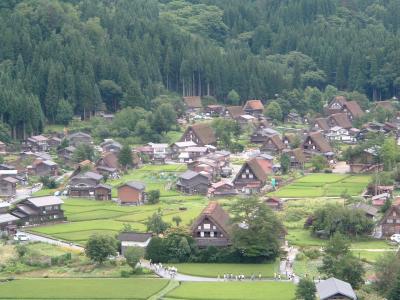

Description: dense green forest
[0,0,399,138]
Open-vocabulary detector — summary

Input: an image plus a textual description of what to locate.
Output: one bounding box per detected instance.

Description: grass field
[287,228,396,249]
[0,278,168,299]
[29,198,206,244]
[166,282,296,300]
[169,262,280,278]
[269,174,370,198]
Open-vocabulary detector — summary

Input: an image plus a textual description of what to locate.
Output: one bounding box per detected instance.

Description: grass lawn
[169,262,280,278]
[287,228,395,249]
[269,174,370,198]
[166,282,295,300]
[32,188,58,197]
[0,278,168,299]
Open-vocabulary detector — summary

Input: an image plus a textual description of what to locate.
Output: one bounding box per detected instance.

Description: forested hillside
[0,0,399,138]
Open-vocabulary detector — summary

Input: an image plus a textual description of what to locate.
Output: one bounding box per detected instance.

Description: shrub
[120,270,130,278]
[303,248,321,259]
[296,252,306,261]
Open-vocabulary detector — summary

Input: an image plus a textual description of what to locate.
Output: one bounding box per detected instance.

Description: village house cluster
[1,94,400,256]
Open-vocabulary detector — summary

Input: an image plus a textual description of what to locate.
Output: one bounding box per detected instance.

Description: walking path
[141,260,295,283]
[18,231,84,252]
[279,243,300,284]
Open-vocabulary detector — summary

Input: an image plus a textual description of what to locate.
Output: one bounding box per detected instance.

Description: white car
[390,234,400,243]
[14,233,29,242]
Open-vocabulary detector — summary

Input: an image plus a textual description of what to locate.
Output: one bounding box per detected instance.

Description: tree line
[0,0,399,139]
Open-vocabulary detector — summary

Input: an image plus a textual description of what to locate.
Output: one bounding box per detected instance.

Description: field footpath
[18,230,84,252]
[141,260,296,283]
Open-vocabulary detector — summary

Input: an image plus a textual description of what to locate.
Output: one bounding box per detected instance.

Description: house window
[387,219,394,223]
[203,224,210,230]
[213,225,216,230]
[200,232,204,237]
[393,212,397,217]
[210,232,214,237]
[241,173,246,178]
[198,226,201,230]
[249,173,253,179]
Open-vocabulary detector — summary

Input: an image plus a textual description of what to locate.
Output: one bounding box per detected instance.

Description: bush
[120,270,131,278]
[303,248,321,259]
[296,252,306,261]
[51,253,72,266]
[147,190,160,204]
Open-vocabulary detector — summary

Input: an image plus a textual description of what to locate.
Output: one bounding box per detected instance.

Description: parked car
[14,232,29,242]
[390,234,400,243]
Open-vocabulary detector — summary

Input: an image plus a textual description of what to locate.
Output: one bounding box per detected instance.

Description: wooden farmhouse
[243,100,264,117]
[118,181,146,205]
[179,123,217,146]
[233,156,272,194]
[191,201,232,248]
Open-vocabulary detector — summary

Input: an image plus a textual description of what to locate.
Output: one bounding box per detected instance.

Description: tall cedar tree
[118,144,133,170]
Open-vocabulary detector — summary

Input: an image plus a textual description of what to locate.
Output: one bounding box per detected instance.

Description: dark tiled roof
[118,232,152,242]
[120,181,146,191]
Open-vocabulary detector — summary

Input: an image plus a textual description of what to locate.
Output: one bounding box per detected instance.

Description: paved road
[142,260,295,283]
[18,230,84,252]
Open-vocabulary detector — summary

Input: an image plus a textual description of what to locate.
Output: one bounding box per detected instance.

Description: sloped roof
[226,106,245,119]
[29,135,48,142]
[330,95,347,105]
[307,132,333,153]
[192,201,231,236]
[179,170,203,180]
[343,101,364,118]
[348,202,378,217]
[375,100,395,111]
[246,157,272,182]
[314,118,330,131]
[183,96,202,108]
[27,196,64,207]
[284,148,306,163]
[244,100,264,111]
[99,152,119,169]
[316,277,357,300]
[190,123,217,145]
[118,232,152,242]
[0,213,19,224]
[120,181,146,191]
[283,133,297,144]
[329,113,352,129]
[68,132,92,139]
[264,134,285,150]
[2,176,19,184]
[82,171,103,181]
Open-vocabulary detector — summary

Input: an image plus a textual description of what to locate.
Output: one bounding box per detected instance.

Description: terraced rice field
[269,174,370,198]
